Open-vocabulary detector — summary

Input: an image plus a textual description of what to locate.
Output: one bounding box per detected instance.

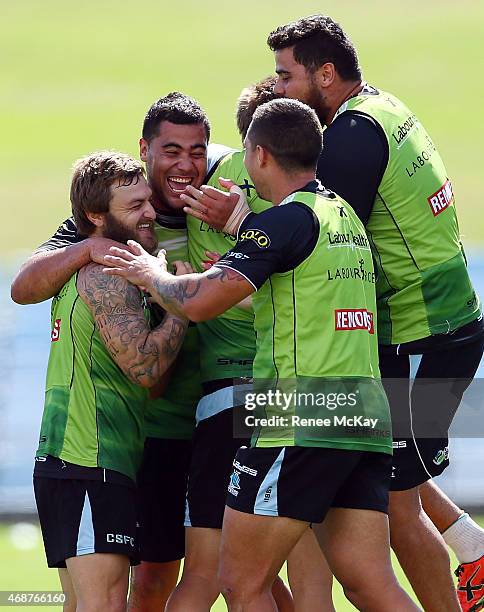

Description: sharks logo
[228,470,241,497]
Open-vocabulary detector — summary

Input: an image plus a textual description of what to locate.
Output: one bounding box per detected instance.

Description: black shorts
[34,476,138,568]
[136,437,192,563]
[226,446,391,524]
[379,326,484,491]
[185,408,250,529]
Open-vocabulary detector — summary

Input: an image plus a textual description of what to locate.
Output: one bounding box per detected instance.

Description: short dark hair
[70,151,144,235]
[236,75,280,140]
[247,99,322,172]
[142,92,211,142]
[268,14,361,81]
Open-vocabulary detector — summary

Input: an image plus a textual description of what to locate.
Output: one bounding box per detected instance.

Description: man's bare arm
[150,266,253,322]
[11,237,123,305]
[77,263,188,388]
[102,242,254,322]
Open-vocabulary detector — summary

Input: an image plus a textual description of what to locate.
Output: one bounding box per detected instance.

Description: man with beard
[183,15,484,612]
[11,94,293,611]
[33,151,189,611]
[12,93,208,611]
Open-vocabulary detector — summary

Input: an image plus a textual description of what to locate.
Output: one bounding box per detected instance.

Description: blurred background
[1,0,483,609]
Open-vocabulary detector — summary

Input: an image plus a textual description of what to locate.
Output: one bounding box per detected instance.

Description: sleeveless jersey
[336,88,480,344]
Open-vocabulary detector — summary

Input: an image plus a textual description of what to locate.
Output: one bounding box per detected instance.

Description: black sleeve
[34,217,85,253]
[213,203,319,289]
[317,111,389,225]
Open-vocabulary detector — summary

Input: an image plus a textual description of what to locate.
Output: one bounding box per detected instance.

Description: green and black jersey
[37,273,149,482]
[187,149,271,384]
[318,85,481,345]
[215,182,392,455]
[36,215,201,440]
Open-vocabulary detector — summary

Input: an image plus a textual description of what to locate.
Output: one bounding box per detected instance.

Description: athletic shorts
[136,437,192,562]
[34,476,138,568]
[379,327,484,491]
[226,446,391,524]
[185,407,250,529]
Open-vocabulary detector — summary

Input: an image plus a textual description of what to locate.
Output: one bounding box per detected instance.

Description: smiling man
[102,98,419,612]
[33,150,189,612]
[11,93,208,611]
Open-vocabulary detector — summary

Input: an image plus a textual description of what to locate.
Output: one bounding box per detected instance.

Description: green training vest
[144,221,201,438]
[187,149,271,382]
[37,274,148,481]
[251,189,392,455]
[337,88,480,344]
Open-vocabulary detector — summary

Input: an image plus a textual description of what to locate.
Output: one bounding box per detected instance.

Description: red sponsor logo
[427,180,453,217]
[335,309,374,334]
[51,319,61,342]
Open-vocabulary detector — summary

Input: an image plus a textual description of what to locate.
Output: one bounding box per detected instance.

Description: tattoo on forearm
[152,275,202,316]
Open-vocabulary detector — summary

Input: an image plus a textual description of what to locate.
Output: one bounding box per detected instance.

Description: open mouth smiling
[167,176,193,194]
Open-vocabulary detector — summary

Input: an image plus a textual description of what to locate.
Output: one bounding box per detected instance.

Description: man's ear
[256,144,269,168]
[313,62,336,89]
[140,138,148,162]
[86,211,105,228]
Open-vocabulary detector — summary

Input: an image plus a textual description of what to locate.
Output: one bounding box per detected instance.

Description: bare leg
[66,553,130,612]
[128,560,180,611]
[219,507,309,611]
[166,527,221,612]
[389,487,460,611]
[58,568,76,612]
[314,507,419,611]
[271,577,294,612]
[287,527,335,611]
[420,480,463,532]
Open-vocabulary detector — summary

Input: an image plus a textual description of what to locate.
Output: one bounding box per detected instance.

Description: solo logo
[239,229,271,248]
[51,319,61,342]
[428,179,453,217]
[335,309,374,334]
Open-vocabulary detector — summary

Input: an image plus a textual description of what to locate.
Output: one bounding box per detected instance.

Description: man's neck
[325,79,363,125]
[270,171,316,205]
[149,190,184,218]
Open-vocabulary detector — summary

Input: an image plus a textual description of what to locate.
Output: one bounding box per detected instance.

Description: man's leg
[219,507,308,611]
[421,478,484,563]
[314,507,419,611]
[128,438,191,611]
[286,527,335,612]
[58,568,76,612]
[166,527,221,611]
[128,561,181,612]
[66,553,130,612]
[389,487,460,611]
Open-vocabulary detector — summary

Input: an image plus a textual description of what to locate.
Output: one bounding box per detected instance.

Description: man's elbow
[11,274,35,305]
[182,302,219,323]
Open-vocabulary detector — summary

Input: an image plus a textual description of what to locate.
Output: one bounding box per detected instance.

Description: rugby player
[102,98,420,612]
[11,94,293,611]
[32,151,189,612]
[184,15,484,612]
[11,94,208,611]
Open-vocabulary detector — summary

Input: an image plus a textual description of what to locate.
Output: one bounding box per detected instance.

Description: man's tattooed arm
[77,263,188,387]
[148,265,254,322]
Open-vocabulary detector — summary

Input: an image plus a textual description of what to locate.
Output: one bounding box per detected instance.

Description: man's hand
[173,260,194,275]
[180,177,248,233]
[201,250,222,270]
[87,236,128,266]
[103,240,167,289]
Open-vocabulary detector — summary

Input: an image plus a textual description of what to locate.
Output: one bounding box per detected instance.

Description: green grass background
[1,1,482,609]
[1,519,475,611]
[1,0,483,260]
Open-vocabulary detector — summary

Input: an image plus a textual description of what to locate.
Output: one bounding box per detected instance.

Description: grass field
[1,517,476,611]
[1,0,484,258]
